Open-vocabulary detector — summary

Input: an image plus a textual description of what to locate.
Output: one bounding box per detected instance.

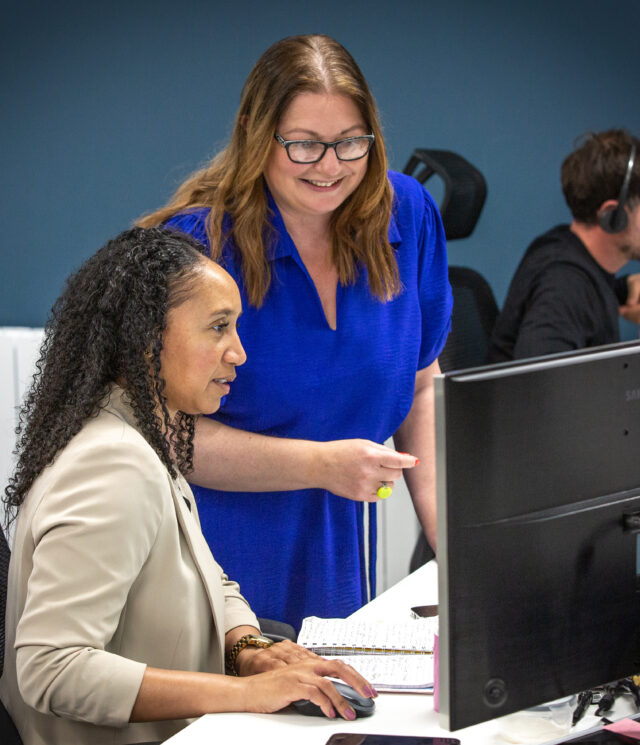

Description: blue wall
[2,0,639,336]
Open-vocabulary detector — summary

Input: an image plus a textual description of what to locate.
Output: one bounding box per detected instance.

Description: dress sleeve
[14,437,167,727]
[416,190,453,369]
[513,263,600,359]
[164,210,211,252]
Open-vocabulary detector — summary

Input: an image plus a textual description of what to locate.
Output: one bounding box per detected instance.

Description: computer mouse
[291,681,375,718]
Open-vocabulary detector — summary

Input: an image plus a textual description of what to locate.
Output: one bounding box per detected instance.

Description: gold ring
[376,482,393,499]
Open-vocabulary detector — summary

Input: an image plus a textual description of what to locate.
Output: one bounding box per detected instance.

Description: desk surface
[163,562,621,745]
[163,562,502,745]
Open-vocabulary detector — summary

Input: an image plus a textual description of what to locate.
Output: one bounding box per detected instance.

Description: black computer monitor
[435,341,640,731]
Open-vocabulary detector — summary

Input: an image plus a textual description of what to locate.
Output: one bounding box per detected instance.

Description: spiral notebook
[297,616,437,692]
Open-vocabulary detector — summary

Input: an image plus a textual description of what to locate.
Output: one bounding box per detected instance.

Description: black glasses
[274,133,375,164]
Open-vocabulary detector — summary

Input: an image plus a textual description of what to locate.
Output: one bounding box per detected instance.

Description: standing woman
[139,34,452,630]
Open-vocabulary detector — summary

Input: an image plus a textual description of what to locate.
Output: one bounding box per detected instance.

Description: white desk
[163,562,504,745]
[163,562,627,745]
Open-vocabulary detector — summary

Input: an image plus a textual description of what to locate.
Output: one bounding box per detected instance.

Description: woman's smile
[263,92,369,225]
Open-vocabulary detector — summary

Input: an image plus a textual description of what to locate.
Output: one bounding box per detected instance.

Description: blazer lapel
[103,385,230,665]
[168,474,227,666]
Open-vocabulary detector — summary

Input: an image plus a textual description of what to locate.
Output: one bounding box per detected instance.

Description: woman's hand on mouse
[312,439,419,502]
[234,639,317,676]
[238,657,377,719]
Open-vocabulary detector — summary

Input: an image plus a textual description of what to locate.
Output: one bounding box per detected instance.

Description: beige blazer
[0,386,259,745]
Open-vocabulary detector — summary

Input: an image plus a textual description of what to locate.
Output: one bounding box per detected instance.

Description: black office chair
[258,618,297,642]
[438,266,499,373]
[403,148,487,240]
[403,150,497,372]
[403,149,498,572]
[408,266,499,572]
[1,527,22,745]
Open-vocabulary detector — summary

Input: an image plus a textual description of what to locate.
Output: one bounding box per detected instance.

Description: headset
[599,139,637,234]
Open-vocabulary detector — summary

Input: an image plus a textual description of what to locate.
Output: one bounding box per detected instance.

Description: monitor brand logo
[626,388,640,402]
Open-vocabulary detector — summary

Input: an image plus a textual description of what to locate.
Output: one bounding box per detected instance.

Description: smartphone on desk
[410,604,438,618]
[325,735,459,745]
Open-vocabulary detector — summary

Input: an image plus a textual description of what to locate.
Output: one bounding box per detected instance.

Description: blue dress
[165,170,452,630]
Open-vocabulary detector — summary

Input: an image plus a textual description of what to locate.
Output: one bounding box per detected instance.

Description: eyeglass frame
[273,133,375,164]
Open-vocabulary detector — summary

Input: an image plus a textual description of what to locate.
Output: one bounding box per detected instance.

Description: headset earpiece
[599,141,636,234]
[599,205,628,233]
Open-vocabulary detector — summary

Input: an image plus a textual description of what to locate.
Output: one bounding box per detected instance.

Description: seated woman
[0,227,374,745]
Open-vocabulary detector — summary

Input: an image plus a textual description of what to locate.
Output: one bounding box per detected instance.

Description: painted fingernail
[328,707,336,719]
[364,685,376,697]
[344,707,356,720]
[415,458,420,465]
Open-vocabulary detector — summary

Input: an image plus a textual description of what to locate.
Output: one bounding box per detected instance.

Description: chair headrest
[403,149,487,240]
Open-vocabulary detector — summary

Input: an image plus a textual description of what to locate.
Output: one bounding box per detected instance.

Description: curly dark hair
[3,227,209,525]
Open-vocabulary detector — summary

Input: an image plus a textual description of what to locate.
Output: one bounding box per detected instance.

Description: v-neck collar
[265,189,402,263]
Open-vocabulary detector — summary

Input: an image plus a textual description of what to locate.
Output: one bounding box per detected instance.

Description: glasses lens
[335,137,372,161]
[288,141,326,163]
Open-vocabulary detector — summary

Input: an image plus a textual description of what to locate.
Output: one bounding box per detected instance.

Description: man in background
[488,129,640,362]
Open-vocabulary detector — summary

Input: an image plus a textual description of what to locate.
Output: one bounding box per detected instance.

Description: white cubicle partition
[376,467,421,593]
[0,327,45,534]
[0,326,419,586]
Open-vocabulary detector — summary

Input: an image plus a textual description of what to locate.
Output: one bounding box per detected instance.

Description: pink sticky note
[603,718,640,740]
[433,634,439,712]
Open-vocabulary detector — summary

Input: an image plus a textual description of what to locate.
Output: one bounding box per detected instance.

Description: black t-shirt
[488,225,628,363]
